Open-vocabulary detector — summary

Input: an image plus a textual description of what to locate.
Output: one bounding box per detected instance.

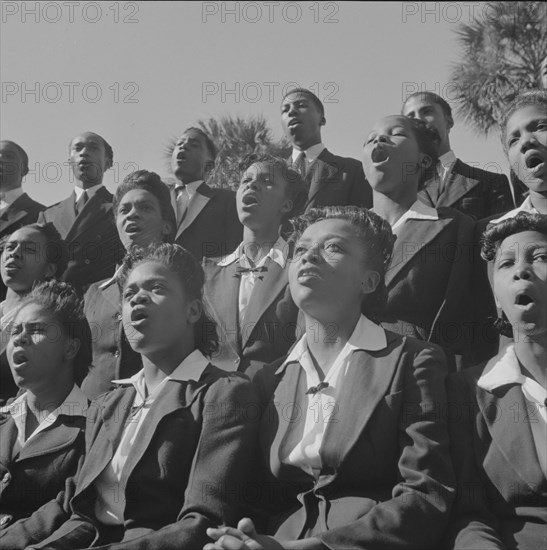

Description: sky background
[1,1,510,205]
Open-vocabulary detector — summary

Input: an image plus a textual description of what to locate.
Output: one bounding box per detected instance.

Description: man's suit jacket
[446,363,547,550]
[287,149,373,211]
[202,257,298,372]
[0,192,45,301]
[250,332,455,548]
[33,365,258,550]
[0,403,86,548]
[37,187,123,294]
[81,280,142,400]
[418,159,514,220]
[171,183,242,261]
[379,207,475,371]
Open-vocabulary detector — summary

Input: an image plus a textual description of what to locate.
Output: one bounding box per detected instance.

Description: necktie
[437,161,449,196]
[293,151,307,178]
[75,190,88,216]
[174,185,189,226]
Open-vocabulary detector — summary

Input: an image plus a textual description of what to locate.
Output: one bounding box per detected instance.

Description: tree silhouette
[450,1,547,135]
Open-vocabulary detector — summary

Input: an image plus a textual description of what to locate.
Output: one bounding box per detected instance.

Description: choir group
[0,87,545,550]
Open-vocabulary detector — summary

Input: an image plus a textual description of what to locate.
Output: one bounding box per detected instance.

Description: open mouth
[524,151,545,175]
[515,293,535,308]
[297,268,321,281]
[11,350,28,367]
[371,147,389,164]
[242,194,259,206]
[130,307,148,326]
[124,223,141,234]
[3,261,20,273]
[288,119,301,127]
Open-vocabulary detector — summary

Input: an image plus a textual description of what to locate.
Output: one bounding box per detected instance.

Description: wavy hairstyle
[289,206,396,322]
[117,243,219,357]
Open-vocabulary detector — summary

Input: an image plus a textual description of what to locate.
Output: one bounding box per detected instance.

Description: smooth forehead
[282,92,318,107]
[119,188,160,204]
[6,226,45,244]
[13,302,54,323]
[177,129,207,143]
[506,104,547,131]
[125,260,177,284]
[371,115,411,131]
[403,95,440,112]
[70,132,105,148]
[244,162,286,180]
[299,217,361,240]
[497,230,547,252]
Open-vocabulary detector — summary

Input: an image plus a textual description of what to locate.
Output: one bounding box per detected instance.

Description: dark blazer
[250,332,455,548]
[0,325,17,404]
[445,363,547,550]
[0,192,45,301]
[0,399,86,548]
[379,207,475,371]
[202,256,298,372]
[171,183,242,261]
[418,159,514,220]
[81,280,142,400]
[37,187,123,294]
[33,364,258,550]
[287,149,372,211]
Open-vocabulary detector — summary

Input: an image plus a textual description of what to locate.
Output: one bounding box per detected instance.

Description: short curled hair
[282,88,325,116]
[182,127,217,162]
[68,132,114,170]
[403,91,453,122]
[117,243,219,357]
[10,222,69,278]
[238,153,308,224]
[113,170,176,243]
[481,212,547,336]
[500,90,547,151]
[289,206,396,322]
[16,279,92,384]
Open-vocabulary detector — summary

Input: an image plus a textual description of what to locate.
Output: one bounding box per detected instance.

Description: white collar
[99,265,124,290]
[438,150,456,169]
[292,143,325,164]
[174,180,203,196]
[275,314,387,375]
[490,196,539,224]
[391,200,439,231]
[75,183,103,200]
[112,349,209,399]
[217,236,288,269]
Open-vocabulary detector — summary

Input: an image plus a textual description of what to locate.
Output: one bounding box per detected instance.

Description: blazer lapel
[203,260,241,354]
[418,175,440,207]
[262,364,311,482]
[477,385,546,493]
[437,160,478,207]
[0,414,18,463]
[52,195,77,239]
[16,418,84,461]
[101,280,121,311]
[66,187,112,242]
[176,184,212,239]
[305,150,335,207]
[0,208,28,233]
[240,261,288,350]
[319,336,402,471]
[118,376,209,489]
[385,216,451,286]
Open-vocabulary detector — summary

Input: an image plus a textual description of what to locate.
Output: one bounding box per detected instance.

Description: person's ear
[64,337,81,362]
[44,262,57,279]
[362,270,380,295]
[280,198,293,217]
[420,153,433,170]
[187,298,202,325]
[161,220,173,238]
[320,116,326,126]
[446,114,454,131]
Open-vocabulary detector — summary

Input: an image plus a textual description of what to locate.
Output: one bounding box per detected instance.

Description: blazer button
[116,313,122,321]
[2,472,10,484]
[0,515,12,527]
[84,259,91,265]
[233,358,240,365]
[114,350,120,358]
